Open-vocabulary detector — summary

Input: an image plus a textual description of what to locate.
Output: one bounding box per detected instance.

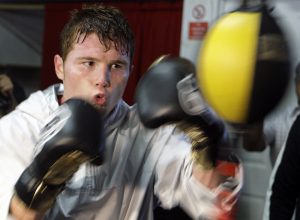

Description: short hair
[59,4,135,62]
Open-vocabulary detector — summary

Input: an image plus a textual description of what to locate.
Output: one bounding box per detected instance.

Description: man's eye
[111,63,123,70]
[83,61,95,67]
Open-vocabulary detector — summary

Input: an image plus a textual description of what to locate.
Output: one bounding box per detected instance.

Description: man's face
[54,33,131,116]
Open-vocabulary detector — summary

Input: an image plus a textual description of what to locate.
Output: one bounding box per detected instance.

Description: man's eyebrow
[76,57,129,65]
[76,56,98,61]
[110,59,129,65]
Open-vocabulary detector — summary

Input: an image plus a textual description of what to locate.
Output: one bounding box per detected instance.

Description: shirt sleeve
[153,128,242,219]
[0,109,41,219]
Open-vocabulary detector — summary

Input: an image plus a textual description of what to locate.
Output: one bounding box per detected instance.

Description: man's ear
[130,64,134,73]
[54,54,64,80]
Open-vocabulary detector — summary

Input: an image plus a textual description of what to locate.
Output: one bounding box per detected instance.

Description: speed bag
[197,5,291,125]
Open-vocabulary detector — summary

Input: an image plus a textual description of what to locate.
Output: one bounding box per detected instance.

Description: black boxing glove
[14,98,105,211]
[135,56,232,169]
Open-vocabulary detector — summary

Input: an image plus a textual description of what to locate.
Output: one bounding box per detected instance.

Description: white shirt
[0,84,242,220]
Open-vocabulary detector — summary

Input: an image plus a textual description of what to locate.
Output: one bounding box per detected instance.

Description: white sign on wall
[179,0,245,65]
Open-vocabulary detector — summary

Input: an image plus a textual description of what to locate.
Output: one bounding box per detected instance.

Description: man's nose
[95,66,111,88]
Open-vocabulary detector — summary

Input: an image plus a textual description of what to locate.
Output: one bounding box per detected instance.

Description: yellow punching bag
[197,3,291,125]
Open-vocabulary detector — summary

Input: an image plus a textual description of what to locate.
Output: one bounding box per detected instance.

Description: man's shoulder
[15,84,60,120]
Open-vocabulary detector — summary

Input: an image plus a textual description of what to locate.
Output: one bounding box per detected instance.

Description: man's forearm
[192,164,224,189]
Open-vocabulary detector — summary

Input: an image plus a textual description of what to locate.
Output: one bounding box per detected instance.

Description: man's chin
[93,104,107,115]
